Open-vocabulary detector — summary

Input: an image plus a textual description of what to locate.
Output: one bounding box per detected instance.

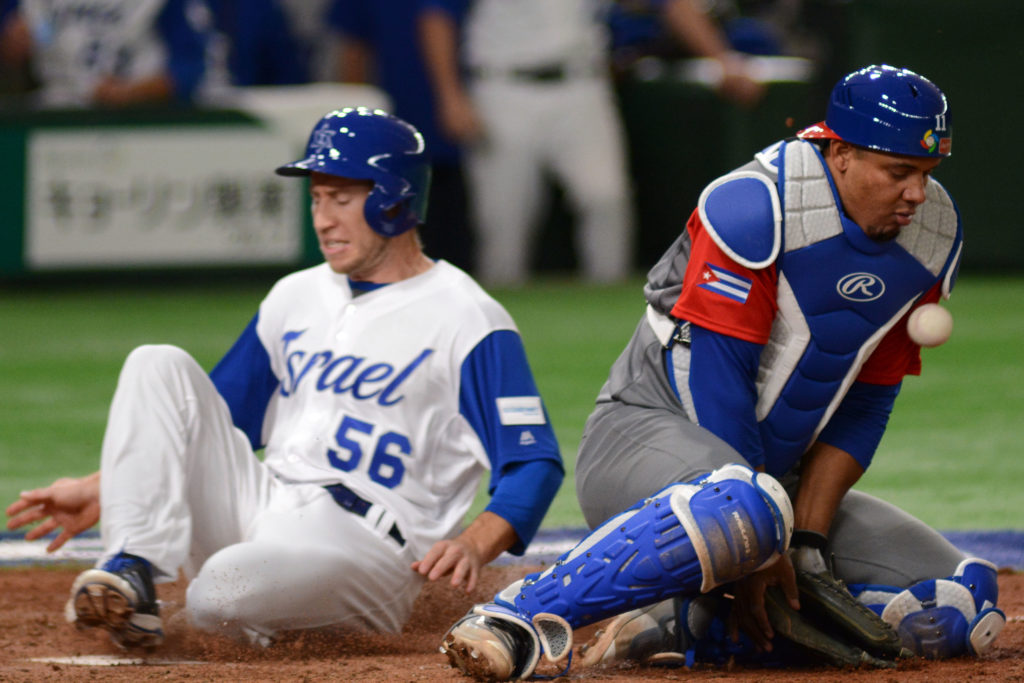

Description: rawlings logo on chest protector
[836,272,886,302]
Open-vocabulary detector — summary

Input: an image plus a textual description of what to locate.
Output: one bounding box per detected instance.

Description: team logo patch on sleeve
[496,396,546,425]
[698,262,753,304]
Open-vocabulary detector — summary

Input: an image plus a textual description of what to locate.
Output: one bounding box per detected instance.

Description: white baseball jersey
[17,0,212,105]
[211,260,561,560]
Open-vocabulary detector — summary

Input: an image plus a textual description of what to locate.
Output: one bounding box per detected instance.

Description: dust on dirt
[2,565,1021,681]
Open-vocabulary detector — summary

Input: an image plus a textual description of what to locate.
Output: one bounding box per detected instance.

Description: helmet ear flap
[363,186,419,237]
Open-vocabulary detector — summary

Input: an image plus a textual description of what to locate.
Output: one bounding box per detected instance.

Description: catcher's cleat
[579,600,685,667]
[441,605,541,681]
[579,595,721,668]
[65,552,164,649]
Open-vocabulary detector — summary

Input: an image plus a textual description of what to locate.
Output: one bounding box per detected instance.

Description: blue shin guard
[501,464,792,630]
[849,557,1005,659]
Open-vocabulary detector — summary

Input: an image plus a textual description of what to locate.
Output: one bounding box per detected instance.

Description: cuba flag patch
[697,262,753,304]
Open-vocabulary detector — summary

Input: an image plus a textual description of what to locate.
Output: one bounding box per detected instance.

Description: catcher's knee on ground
[444,464,793,679]
[850,558,1006,658]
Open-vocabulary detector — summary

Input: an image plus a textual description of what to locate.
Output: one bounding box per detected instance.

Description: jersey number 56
[326,415,410,489]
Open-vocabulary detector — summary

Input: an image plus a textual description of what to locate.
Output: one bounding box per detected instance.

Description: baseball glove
[793,565,908,660]
[761,532,911,668]
[763,585,898,669]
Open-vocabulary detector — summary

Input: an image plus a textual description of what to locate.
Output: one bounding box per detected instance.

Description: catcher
[438,64,1006,680]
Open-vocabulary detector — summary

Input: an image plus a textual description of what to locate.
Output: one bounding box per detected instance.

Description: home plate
[30,655,201,666]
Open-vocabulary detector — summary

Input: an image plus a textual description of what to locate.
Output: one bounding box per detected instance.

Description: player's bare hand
[716,55,766,108]
[718,72,765,107]
[0,12,32,64]
[412,538,484,593]
[727,553,800,651]
[5,473,100,552]
[437,91,485,145]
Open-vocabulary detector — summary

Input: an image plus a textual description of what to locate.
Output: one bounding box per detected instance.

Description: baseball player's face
[309,173,389,278]
[830,143,942,242]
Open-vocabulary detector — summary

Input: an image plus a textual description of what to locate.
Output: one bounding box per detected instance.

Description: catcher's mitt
[761,533,912,669]
[763,585,897,669]
[794,566,908,659]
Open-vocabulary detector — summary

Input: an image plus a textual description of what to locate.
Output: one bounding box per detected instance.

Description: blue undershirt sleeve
[459,330,564,553]
[209,313,280,450]
[156,0,208,101]
[485,460,564,556]
[686,323,766,468]
[818,380,900,471]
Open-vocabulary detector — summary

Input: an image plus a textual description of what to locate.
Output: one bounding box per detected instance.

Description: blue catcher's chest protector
[693,140,962,477]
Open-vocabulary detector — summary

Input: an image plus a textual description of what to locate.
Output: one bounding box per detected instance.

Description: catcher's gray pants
[575,401,966,587]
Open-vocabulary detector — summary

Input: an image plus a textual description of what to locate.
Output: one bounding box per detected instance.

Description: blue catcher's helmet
[798,64,952,158]
[276,107,431,237]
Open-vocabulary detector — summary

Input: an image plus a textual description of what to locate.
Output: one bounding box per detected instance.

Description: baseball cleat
[579,600,685,667]
[65,552,164,649]
[441,612,533,681]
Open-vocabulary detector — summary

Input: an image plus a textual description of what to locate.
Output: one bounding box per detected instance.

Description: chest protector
[700,140,961,476]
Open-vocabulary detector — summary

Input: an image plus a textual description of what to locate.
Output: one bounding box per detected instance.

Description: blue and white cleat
[65,552,164,648]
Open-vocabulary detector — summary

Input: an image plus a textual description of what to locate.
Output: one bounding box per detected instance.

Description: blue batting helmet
[798,64,952,158]
[276,107,431,237]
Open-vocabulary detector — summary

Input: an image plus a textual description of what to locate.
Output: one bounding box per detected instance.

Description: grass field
[1,273,1022,532]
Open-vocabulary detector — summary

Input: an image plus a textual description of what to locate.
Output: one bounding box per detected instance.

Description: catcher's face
[309,173,389,278]
[829,141,942,242]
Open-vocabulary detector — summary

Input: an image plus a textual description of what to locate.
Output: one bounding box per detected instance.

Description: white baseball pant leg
[544,77,633,284]
[467,79,548,286]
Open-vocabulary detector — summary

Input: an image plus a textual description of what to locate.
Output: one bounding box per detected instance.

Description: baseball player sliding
[440,65,1005,680]
[5,108,564,648]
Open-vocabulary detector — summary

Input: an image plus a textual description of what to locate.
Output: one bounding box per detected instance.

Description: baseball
[907,303,953,347]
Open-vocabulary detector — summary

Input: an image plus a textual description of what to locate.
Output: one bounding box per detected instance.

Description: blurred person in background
[276,0,338,83]
[0,0,218,108]
[607,0,769,106]
[205,0,309,87]
[419,0,635,287]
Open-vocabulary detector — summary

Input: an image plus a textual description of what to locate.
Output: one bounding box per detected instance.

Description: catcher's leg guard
[474,463,792,678]
[849,558,1006,658]
[439,465,791,680]
[510,464,792,626]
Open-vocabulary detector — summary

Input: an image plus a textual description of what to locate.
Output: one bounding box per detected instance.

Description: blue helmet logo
[837,272,886,302]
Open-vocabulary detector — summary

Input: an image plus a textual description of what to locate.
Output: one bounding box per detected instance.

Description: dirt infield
[2,565,1022,682]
